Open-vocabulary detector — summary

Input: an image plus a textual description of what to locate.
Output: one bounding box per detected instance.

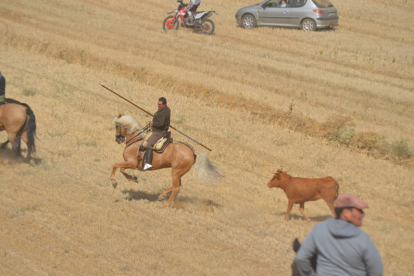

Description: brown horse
[111,114,223,207]
[0,100,36,164]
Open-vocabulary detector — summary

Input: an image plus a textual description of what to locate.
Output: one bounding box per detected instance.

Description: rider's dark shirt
[152,106,170,132]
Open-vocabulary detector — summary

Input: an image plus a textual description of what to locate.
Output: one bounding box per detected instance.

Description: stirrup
[143,163,153,171]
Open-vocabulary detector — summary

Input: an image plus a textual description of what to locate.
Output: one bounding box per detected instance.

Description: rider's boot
[186,12,195,26]
[143,149,153,171]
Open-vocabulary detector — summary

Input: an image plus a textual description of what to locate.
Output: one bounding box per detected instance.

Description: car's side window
[292,0,307,8]
[264,0,280,8]
[263,0,289,8]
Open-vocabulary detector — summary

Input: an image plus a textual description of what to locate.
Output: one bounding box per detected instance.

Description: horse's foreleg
[110,160,137,188]
[162,175,181,208]
[120,168,138,183]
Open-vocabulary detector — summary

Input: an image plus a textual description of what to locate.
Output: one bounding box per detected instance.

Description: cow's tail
[21,103,37,156]
[191,151,224,183]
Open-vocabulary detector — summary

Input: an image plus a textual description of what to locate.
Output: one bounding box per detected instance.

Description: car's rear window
[312,0,334,8]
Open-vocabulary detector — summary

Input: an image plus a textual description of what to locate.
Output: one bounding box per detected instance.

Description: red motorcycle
[162,0,217,35]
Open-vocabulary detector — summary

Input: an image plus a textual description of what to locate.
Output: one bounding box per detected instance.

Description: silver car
[235,0,339,31]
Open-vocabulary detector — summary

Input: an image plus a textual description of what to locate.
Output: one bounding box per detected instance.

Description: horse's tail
[21,103,37,155]
[191,151,224,183]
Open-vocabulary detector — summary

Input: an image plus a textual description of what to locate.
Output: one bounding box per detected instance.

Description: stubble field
[0,0,413,275]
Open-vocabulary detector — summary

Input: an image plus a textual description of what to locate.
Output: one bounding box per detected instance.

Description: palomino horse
[0,100,37,164]
[111,114,223,207]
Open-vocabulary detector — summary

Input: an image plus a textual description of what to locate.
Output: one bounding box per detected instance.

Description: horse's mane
[112,115,147,137]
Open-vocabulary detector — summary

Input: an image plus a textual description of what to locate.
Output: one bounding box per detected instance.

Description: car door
[257,0,291,25]
[289,0,308,26]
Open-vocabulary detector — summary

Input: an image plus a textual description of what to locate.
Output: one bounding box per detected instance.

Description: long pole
[101,85,212,151]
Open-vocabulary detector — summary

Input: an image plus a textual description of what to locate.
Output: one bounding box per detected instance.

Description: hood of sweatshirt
[326,218,361,238]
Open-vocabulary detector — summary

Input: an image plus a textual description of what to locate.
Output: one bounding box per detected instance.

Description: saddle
[140,131,173,153]
[0,98,22,106]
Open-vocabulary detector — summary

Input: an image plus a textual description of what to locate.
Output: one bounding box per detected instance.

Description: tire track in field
[1,1,412,117]
[214,30,414,85]
[1,41,413,167]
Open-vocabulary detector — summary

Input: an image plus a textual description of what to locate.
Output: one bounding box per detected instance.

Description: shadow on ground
[237,25,336,32]
[0,148,42,165]
[122,189,161,202]
[273,212,332,222]
[122,189,222,212]
[174,195,222,208]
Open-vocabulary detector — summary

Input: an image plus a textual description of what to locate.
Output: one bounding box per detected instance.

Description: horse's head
[267,170,288,188]
[112,114,146,144]
[112,114,125,144]
[115,122,127,144]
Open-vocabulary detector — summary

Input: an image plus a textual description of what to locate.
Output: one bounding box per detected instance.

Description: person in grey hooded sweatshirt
[295,193,383,276]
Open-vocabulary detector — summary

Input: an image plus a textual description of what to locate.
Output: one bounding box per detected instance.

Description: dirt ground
[0,0,413,275]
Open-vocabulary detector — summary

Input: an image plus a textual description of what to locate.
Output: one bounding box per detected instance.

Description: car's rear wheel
[301,19,316,31]
[242,14,256,29]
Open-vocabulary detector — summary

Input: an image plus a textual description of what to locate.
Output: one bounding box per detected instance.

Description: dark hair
[335,207,353,219]
[158,97,167,105]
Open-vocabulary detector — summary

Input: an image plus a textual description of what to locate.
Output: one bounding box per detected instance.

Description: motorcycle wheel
[163,16,179,32]
[199,19,215,35]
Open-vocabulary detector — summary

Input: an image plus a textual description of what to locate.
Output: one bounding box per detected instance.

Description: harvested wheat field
[0,0,413,275]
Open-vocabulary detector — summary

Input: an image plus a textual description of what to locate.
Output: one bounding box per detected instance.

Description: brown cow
[267,170,339,221]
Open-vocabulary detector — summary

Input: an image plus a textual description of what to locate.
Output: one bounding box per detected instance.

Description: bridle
[115,123,150,148]
[115,123,126,144]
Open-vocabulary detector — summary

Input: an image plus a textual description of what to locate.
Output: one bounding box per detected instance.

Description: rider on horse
[0,71,37,163]
[143,97,171,171]
[0,71,5,105]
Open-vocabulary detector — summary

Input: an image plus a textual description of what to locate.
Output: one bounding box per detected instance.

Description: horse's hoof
[112,182,118,188]
[29,160,36,166]
[133,177,139,183]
